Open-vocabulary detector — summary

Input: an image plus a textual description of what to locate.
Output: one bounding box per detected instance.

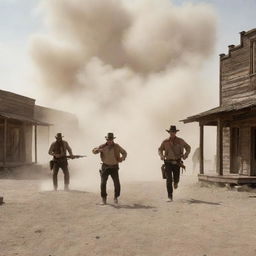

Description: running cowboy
[158,125,191,202]
[92,133,127,205]
[48,133,74,191]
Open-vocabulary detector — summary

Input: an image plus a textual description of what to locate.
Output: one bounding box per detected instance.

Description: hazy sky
[0,0,255,108]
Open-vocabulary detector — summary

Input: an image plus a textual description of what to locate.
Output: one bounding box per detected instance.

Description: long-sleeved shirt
[92,143,127,165]
[48,140,73,157]
[158,136,191,160]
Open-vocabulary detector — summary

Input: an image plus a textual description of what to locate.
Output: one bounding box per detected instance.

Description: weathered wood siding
[0,90,35,118]
[220,30,256,106]
[223,127,230,174]
[0,119,3,162]
[239,126,250,175]
[24,124,33,163]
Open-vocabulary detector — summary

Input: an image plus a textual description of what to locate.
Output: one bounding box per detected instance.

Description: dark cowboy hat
[166,125,179,133]
[55,132,64,139]
[105,132,116,140]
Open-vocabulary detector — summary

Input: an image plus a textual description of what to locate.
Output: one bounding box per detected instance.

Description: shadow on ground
[186,198,222,205]
[40,190,89,194]
[107,203,156,209]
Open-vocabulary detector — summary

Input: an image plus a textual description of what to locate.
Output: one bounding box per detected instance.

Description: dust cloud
[29,0,217,191]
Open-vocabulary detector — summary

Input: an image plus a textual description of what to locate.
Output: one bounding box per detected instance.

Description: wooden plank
[223,127,230,174]
[222,69,249,80]
[217,119,223,175]
[198,174,256,184]
[34,125,37,164]
[0,89,35,104]
[222,75,250,87]
[3,119,7,167]
[22,123,26,162]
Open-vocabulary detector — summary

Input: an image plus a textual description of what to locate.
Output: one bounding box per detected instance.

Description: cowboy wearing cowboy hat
[48,133,74,191]
[92,132,127,205]
[158,125,191,202]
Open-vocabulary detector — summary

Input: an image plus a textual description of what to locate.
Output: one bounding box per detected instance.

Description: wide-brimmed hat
[105,132,116,140]
[166,125,179,133]
[55,132,64,139]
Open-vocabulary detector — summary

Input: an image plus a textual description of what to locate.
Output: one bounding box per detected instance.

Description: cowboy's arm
[92,147,100,154]
[48,143,55,156]
[92,144,104,154]
[65,142,74,157]
[119,145,127,161]
[182,140,191,160]
[158,142,165,160]
[48,143,61,158]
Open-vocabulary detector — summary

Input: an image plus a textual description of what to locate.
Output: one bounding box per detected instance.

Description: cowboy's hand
[182,154,188,160]
[119,157,125,162]
[92,148,102,154]
[70,155,75,159]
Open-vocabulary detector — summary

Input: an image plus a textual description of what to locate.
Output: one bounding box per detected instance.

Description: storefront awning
[182,100,256,123]
[0,111,52,126]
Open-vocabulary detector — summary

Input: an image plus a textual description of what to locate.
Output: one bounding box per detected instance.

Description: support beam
[34,125,37,164]
[48,126,50,147]
[3,119,7,167]
[199,123,204,174]
[217,119,223,176]
[22,122,26,162]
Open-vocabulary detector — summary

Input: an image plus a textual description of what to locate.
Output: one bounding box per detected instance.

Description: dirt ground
[1,173,256,256]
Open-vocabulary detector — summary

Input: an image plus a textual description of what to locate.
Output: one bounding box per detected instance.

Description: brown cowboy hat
[105,132,116,140]
[55,132,64,139]
[166,125,179,133]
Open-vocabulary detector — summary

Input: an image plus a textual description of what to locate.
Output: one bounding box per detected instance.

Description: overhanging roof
[182,100,256,123]
[0,111,51,126]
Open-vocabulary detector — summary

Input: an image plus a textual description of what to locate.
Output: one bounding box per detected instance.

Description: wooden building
[0,89,78,170]
[183,28,256,185]
[0,90,49,168]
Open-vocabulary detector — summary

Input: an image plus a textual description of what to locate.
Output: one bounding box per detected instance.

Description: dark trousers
[100,164,120,198]
[165,162,180,198]
[53,160,69,189]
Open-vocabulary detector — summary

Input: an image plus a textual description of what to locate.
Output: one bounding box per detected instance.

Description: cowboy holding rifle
[48,133,74,191]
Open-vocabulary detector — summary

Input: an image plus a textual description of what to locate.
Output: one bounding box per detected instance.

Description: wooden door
[6,122,24,162]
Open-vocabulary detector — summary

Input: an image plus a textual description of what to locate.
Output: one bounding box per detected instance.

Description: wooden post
[34,125,37,164]
[199,123,204,174]
[22,122,26,162]
[217,119,223,176]
[48,126,50,147]
[3,119,7,167]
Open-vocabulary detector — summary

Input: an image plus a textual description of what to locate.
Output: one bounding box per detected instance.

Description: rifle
[49,155,87,170]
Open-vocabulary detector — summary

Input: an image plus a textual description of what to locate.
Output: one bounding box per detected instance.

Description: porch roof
[0,111,51,126]
[182,100,256,123]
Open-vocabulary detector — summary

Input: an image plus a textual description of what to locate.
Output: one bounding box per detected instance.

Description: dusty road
[1,174,256,256]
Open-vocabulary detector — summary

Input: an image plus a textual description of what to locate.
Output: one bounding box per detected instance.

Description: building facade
[0,89,78,169]
[183,28,256,184]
